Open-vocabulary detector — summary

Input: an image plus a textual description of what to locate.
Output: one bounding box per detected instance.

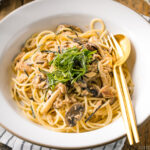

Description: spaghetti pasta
[11,18,134,133]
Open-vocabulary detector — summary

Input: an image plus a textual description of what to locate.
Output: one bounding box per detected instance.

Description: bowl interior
[0,13,136,120]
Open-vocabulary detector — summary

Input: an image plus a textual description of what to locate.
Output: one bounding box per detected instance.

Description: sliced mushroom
[65,103,85,127]
[87,84,101,97]
[85,43,98,51]
[100,86,116,98]
[88,88,98,97]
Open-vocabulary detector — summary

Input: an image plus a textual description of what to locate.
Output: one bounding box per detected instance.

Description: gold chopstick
[119,66,139,143]
[108,34,133,144]
[113,67,133,145]
[110,34,139,144]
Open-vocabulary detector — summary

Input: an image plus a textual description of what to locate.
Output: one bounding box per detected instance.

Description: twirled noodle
[11,19,134,133]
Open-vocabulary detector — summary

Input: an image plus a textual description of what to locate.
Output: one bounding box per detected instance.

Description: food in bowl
[11,18,133,133]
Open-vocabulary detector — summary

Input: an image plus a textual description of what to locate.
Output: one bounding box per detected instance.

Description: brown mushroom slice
[85,43,99,51]
[100,86,116,98]
[65,103,85,127]
[86,84,101,97]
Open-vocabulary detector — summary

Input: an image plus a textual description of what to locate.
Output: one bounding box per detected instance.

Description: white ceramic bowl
[0,0,150,149]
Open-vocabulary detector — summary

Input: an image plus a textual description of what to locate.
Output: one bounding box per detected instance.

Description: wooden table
[0,0,150,150]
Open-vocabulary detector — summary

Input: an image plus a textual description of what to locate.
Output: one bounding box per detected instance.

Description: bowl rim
[0,0,150,149]
[0,123,126,149]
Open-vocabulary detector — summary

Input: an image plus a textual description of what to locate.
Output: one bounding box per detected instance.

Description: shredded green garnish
[47,47,96,89]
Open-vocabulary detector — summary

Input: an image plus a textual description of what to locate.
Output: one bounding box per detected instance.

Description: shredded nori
[85,103,103,123]
[41,50,58,54]
[24,69,29,77]
[58,46,61,53]
[44,89,48,102]
[30,106,36,118]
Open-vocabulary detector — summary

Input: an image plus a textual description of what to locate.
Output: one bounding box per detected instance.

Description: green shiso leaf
[47,47,96,88]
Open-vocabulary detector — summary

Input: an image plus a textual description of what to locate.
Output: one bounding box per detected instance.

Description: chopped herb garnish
[47,47,96,88]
